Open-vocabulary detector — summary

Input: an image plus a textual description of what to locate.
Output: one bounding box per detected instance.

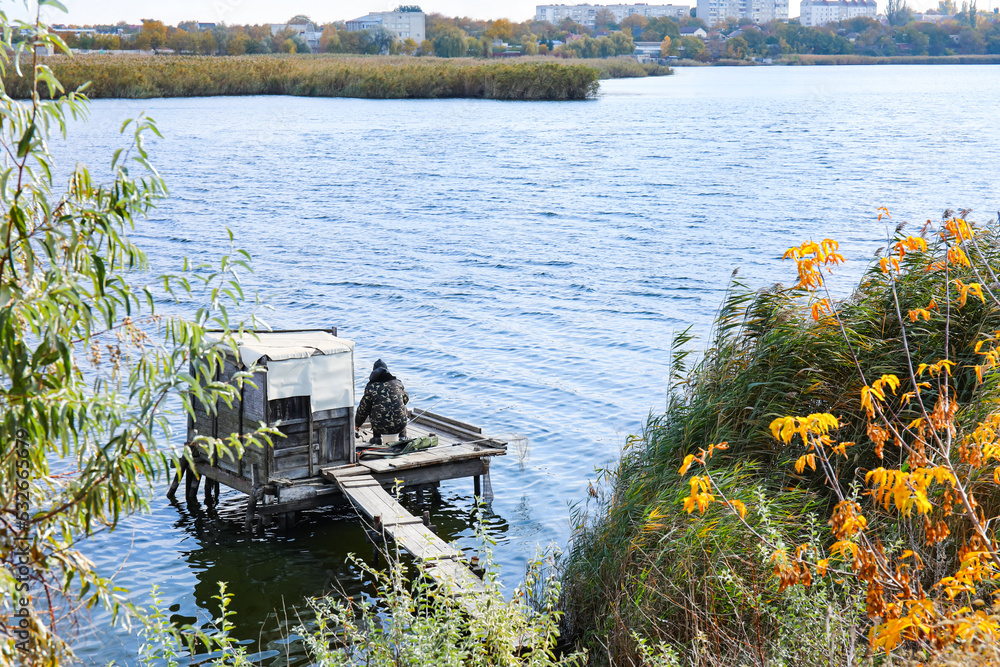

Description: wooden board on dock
[360,442,504,474]
[328,467,484,596]
[425,558,488,596]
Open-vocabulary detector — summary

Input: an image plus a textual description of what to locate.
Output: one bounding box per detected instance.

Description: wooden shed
[188,329,356,493]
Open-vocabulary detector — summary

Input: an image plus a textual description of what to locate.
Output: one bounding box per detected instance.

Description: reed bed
[561,223,1000,666]
[4,54,603,100]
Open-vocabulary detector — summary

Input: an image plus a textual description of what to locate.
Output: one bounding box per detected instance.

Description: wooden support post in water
[277,511,296,531]
[245,464,259,531]
[166,462,182,500]
[185,466,201,505]
[245,487,258,531]
[307,402,315,479]
[372,514,383,563]
[474,474,481,498]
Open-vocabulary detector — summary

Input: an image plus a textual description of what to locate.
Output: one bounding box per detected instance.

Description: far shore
[668,53,1000,66]
[9,51,995,103]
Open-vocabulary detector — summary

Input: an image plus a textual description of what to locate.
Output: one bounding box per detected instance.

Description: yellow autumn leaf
[948,246,971,267]
[769,417,782,440]
[728,499,747,519]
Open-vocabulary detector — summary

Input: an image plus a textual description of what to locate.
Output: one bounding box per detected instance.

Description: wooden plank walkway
[327,466,486,596]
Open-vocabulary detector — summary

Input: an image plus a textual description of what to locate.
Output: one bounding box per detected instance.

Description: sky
[6,0,965,27]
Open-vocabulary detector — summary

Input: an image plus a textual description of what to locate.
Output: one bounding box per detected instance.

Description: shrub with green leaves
[0,6,271,663]
[130,519,585,667]
[301,550,583,667]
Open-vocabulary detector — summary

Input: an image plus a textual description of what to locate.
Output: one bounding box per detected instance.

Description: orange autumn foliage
[680,211,1000,656]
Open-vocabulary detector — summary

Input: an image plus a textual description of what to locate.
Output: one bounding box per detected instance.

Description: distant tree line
[42,11,693,59]
[40,2,1000,61]
[702,14,1000,59]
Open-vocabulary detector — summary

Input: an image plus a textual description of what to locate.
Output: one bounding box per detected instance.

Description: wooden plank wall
[271,407,352,480]
[192,357,269,482]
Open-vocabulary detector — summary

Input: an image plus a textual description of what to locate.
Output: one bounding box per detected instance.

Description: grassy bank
[779,53,1000,65]
[561,219,1000,665]
[7,54,608,100]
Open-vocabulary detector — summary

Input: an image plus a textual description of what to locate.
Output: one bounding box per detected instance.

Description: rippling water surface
[63,65,1000,664]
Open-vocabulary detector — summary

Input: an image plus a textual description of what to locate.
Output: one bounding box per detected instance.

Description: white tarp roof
[208,331,355,412]
[223,330,354,367]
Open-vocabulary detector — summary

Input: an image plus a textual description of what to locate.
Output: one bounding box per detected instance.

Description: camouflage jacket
[356,375,409,434]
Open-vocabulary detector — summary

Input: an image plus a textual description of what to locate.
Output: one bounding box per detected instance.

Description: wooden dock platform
[182,407,506,530]
[326,466,487,596]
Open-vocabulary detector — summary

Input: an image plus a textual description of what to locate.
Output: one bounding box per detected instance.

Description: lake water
[64,64,1000,664]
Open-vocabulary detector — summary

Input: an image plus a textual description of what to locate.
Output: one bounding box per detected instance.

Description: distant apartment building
[912,11,953,23]
[345,11,426,42]
[798,0,877,25]
[534,4,691,28]
[696,0,788,25]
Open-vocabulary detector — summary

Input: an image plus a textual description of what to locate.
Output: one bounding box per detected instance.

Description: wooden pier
[326,465,487,596]
[173,329,508,599]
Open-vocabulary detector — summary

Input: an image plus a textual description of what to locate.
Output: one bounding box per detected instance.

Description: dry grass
[5,54,605,100]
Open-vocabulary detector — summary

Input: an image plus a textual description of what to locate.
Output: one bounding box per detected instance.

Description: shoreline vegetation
[4,54,670,101]
[10,50,993,106]
[777,53,1000,65]
[668,53,1000,66]
[561,218,1000,665]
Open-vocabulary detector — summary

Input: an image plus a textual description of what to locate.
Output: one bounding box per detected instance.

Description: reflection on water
[63,66,1000,664]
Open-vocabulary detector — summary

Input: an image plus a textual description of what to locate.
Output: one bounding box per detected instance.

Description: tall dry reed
[561,220,1000,666]
[3,54,603,100]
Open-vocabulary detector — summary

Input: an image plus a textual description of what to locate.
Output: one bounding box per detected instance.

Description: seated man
[355,359,410,445]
